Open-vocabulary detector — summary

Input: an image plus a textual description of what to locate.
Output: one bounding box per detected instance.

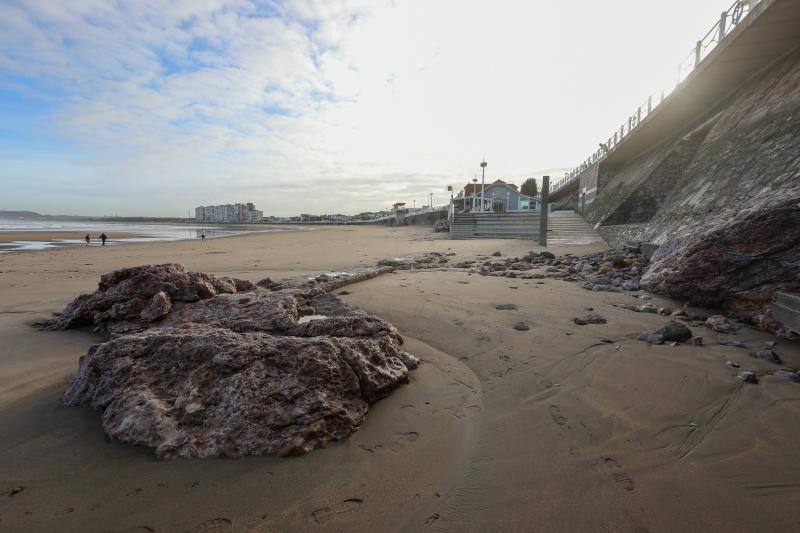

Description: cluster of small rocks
[377,252,452,270]
[451,249,649,290]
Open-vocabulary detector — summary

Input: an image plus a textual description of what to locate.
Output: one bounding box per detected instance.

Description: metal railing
[551,0,759,195]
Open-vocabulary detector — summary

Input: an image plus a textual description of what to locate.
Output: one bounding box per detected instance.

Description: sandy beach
[1,225,799,532]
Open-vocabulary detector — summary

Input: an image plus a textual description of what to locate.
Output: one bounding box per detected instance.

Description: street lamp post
[429,192,433,208]
[480,160,487,212]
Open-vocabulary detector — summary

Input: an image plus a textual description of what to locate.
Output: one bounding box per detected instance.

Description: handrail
[551,0,759,195]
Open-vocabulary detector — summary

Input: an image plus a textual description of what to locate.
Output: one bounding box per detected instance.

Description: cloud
[0,0,734,216]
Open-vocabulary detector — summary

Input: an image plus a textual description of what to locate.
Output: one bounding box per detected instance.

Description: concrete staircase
[548,211,606,245]
[450,212,540,239]
[450,210,605,244]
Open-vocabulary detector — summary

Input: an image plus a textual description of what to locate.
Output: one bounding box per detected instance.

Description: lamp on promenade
[480,159,488,212]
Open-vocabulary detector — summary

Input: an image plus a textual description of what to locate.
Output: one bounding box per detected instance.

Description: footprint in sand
[603,458,636,493]
[389,431,419,452]
[194,517,233,532]
[549,405,570,428]
[311,499,363,523]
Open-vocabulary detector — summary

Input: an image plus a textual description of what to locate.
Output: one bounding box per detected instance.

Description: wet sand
[0,231,143,242]
[1,225,799,532]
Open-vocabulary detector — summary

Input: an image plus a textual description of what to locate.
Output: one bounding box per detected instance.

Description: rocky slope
[641,187,800,334]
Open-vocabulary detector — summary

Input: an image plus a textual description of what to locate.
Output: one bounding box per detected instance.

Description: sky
[0,0,734,217]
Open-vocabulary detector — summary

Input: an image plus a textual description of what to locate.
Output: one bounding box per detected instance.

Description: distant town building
[195,203,263,223]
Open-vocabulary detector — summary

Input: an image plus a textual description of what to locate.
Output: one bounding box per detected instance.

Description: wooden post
[539,176,549,246]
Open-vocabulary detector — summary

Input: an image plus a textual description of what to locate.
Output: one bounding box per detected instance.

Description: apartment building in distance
[195,202,263,223]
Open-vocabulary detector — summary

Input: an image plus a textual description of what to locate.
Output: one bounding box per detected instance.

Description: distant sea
[0,219,294,252]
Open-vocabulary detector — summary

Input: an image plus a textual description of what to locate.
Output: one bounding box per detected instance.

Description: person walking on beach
[100,233,108,246]
[200,229,206,242]
[84,234,90,246]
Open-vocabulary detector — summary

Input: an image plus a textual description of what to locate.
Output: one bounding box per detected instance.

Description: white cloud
[0,0,733,216]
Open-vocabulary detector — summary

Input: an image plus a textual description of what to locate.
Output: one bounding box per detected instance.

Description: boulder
[46,264,418,459]
[41,263,252,334]
[63,324,415,459]
[640,188,800,331]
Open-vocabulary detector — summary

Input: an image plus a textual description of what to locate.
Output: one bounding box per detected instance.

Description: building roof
[462,179,520,196]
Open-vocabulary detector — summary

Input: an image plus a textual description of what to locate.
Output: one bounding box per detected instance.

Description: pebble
[513,322,530,331]
[756,349,782,365]
[654,321,693,343]
[493,303,518,311]
[638,331,665,345]
[737,371,758,384]
[723,340,746,349]
[572,313,607,325]
[772,370,800,383]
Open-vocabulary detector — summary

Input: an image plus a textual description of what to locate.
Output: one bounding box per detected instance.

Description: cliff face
[589,44,800,247]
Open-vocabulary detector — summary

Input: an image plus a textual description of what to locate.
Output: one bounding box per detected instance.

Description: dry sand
[1,225,799,532]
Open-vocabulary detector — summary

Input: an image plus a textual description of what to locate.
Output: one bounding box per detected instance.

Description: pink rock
[140,291,171,322]
[641,188,800,328]
[48,264,418,459]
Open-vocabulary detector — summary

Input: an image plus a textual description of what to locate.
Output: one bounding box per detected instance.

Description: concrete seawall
[557,0,800,248]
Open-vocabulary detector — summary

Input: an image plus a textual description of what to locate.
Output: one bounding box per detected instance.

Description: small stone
[737,371,758,384]
[572,314,607,325]
[8,486,24,497]
[493,304,518,311]
[599,338,613,344]
[513,322,530,331]
[492,251,502,257]
[723,340,746,349]
[671,309,687,317]
[706,315,739,334]
[756,349,782,365]
[654,321,693,342]
[773,370,800,383]
[540,251,555,259]
[637,304,658,313]
[338,290,351,295]
[688,336,704,346]
[726,360,740,368]
[638,331,665,345]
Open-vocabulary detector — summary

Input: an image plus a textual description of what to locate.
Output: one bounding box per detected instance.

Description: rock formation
[641,188,800,333]
[46,264,418,459]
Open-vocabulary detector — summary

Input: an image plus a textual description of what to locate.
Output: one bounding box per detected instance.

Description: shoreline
[0,225,305,254]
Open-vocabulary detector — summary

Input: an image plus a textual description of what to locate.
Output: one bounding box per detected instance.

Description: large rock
[641,188,800,331]
[48,264,418,459]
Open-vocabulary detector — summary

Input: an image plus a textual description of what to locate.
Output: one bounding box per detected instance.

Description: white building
[195,202,263,223]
